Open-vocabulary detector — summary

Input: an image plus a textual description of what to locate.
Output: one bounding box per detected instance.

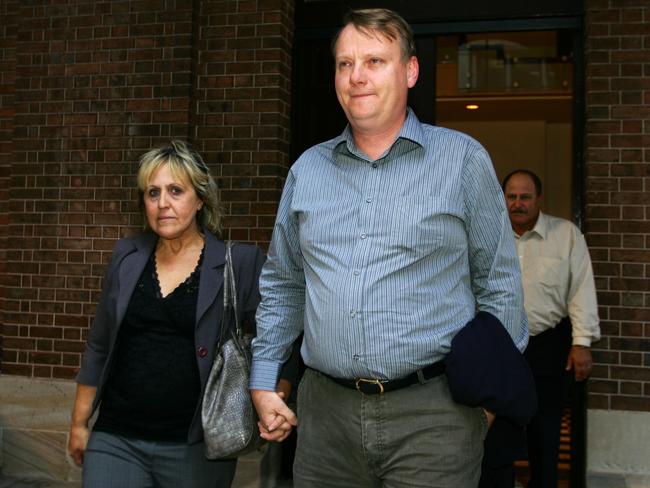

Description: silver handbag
[202,241,263,459]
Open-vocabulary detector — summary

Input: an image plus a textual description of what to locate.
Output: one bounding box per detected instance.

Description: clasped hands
[251,385,297,442]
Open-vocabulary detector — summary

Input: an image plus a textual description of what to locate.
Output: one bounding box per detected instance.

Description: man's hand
[566,345,593,381]
[251,389,297,442]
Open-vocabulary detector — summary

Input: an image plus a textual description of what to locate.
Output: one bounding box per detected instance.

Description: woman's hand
[68,384,97,466]
[68,424,90,466]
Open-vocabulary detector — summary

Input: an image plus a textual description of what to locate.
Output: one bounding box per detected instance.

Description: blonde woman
[68,141,264,487]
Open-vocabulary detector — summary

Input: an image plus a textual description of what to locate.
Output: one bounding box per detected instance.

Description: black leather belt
[313,361,446,395]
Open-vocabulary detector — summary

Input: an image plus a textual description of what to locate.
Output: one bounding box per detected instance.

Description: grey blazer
[77,229,265,444]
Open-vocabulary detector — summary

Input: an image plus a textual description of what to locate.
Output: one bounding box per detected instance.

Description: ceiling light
[465,104,479,110]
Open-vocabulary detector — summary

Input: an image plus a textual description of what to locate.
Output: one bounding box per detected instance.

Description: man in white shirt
[501,169,600,488]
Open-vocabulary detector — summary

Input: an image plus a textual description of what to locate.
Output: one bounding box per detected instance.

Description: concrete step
[0,375,79,484]
[0,375,271,487]
[0,475,79,487]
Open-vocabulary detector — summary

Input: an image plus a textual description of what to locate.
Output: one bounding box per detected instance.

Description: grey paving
[0,477,79,488]
[232,449,265,488]
[0,449,267,488]
[587,473,628,488]
[2,465,650,488]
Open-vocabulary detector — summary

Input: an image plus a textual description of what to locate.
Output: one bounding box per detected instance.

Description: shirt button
[197,346,208,358]
[360,233,367,239]
[366,197,372,203]
[371,163,378,168]
[353,270,360,276]
[353,354,360,361]
[350,310,356,317]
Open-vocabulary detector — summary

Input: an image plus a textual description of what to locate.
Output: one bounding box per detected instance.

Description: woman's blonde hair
[137,140,222,236]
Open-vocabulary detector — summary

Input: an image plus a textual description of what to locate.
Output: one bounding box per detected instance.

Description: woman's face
[143,164,203,241]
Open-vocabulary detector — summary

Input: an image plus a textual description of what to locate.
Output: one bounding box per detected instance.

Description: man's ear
[407,56,419,88]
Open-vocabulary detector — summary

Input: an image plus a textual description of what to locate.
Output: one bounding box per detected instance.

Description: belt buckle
[355,378,385,394]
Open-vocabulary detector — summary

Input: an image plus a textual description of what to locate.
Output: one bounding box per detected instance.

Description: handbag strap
[221,240,242,340]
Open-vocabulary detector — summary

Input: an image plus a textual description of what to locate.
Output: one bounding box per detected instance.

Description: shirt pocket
[525,256,568,296]
[388,195,464,256]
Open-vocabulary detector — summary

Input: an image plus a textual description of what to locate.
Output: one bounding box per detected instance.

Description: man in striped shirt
[250,8,528,487]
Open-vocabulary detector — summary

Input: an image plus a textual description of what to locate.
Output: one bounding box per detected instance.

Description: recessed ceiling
[436,95,572,123]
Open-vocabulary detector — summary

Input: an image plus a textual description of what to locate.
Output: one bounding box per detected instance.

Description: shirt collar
[332,107,425,161]
[517,211,547,240]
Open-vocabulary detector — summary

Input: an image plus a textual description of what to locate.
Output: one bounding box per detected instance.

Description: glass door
[434,30,574,220]
[431,29,583,488]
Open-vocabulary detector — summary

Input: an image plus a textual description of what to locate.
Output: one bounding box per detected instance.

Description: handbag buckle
[355,378,385,394]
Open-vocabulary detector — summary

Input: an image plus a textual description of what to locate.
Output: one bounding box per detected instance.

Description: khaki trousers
[294,368,488,488]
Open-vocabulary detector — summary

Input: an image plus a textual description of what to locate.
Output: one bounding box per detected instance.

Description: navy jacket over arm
[445,311,537,427]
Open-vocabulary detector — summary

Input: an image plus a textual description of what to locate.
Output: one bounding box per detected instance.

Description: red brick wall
[191,0,293,243]
[0,0,294,379]
[3,0,649,415]
[585,1,650,411]
[0,1,18,374]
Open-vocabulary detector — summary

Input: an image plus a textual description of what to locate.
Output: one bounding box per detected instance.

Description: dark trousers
[479,319,572,488]
[479,416,525,488]
[524,318,572,488]
[478,464,516,488]
[526,373,570,488]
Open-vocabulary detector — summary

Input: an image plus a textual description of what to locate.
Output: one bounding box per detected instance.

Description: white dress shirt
[515,211,600,347]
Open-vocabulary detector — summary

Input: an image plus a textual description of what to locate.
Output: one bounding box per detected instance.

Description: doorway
[433,30,574,219]
[429,29,582,488]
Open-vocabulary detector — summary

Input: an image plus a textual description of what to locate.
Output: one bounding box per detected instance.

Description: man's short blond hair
[331,8,417,61]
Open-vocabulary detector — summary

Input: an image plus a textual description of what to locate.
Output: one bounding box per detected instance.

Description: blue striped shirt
[251,109,527,390]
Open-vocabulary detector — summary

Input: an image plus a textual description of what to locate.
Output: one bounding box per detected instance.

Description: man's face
[334,24,418,135]
[504,173,542,234]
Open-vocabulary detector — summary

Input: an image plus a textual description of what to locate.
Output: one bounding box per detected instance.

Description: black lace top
[93,248,204,442]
